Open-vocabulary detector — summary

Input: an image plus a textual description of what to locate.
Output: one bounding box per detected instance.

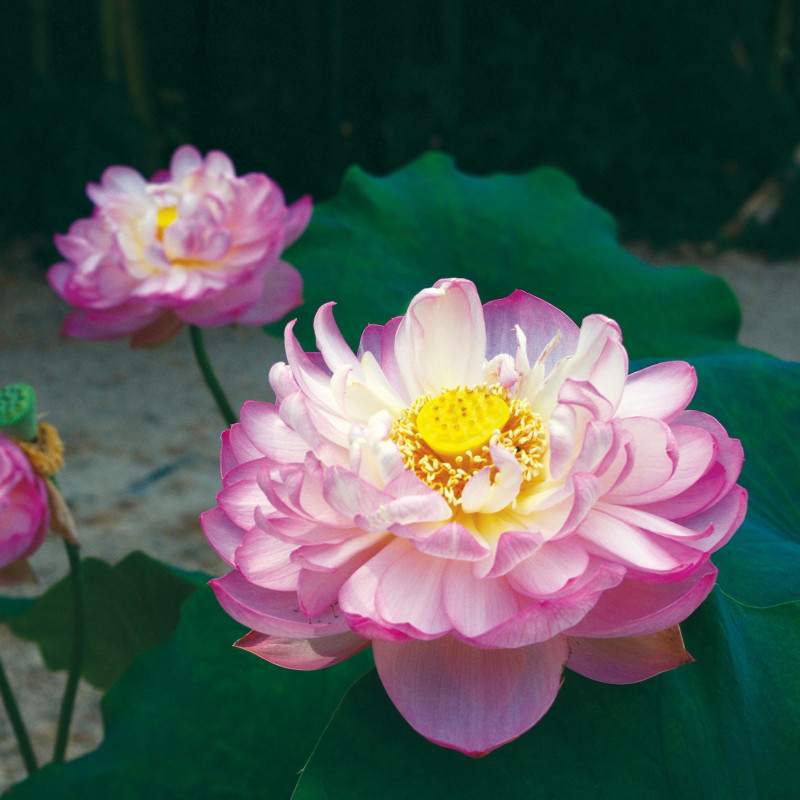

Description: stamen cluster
[390,384,547,507]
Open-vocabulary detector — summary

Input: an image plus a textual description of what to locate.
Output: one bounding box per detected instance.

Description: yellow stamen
[157,206,178,230]
[390,385,547,508]
[16,422,65,478]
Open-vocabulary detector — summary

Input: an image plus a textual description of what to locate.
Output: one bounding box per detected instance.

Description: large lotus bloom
[203,278,746,755]
[0,436,49,585]
[48,145,312,345]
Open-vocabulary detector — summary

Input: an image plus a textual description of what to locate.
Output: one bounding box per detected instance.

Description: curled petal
[567,624,693,684]
[235,629,369,670]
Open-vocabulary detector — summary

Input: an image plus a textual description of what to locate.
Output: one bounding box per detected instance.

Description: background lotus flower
[0,436,50,585]
[203,277,746,756]
[48,145,312,346]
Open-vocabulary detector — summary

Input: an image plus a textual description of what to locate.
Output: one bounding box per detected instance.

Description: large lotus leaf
[5,552,198,689]
[275,153,741,360]
[291,590,800,800]
[0,597,34,622]
[8,586,373,799]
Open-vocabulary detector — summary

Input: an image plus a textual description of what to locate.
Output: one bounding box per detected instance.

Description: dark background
[3,0,800,266]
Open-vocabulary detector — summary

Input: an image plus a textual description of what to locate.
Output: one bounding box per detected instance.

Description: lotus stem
[0,653,38,775]
[188,325,238,427]
[52,538,84,763]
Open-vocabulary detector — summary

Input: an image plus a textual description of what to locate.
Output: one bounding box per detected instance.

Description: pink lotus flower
[0,436,49,585]
[203,278,746,755]
[48,146,312,346]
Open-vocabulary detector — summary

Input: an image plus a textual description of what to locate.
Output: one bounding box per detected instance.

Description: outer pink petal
[235,629,368,670]
[200,507,244,567]
[236,260,304,324]
[567,624,693,684]
[209,571,350,636]
[373,634,568,756]
[469,562,625,648]
[59,304,163,340]
[576,508,684,573]
[313,302,361,372]
[239,401,308,463]
[282,195,313,247]
[169,144,204,181]
[567,560,717,638]
[616,361,697,422]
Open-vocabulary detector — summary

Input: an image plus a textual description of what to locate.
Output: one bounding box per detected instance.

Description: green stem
[0,652,38,775]
[188,325,238,427]
[52,539,84,763]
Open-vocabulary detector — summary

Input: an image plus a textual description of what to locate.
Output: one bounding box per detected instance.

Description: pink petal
[236,260,304,325]
[60,304,163,340]
[507,538,590,596]
[282,195,313,247]
[442,561,521,638]
[239,401,308,463]
[235,629,368,670]
[338,538,417,643]
[576,508,683,573]
[474,529,543,580]
[375,547,452,637]
[235,526,301,591]
[295,533,387,618]
[402,521,491,561]
[314,302,361,372]
[567,560,717,638]
[210,571,350,636]
[200,507,244,567]
[567,624,693,684]
[483,290,580,367]
[373,634,568,755]
[169,145,204,181]
[617,361,697,421]
[358,316,408,402]
[678,484,748,553]
[602,417,678,499]
[612,423,717,506]
[470,562,625,648]
[394,278,486,397]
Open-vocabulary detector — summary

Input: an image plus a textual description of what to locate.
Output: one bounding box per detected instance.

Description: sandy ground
[0,247,799,791]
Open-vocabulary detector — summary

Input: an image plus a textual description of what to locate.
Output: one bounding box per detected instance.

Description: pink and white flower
[203,278,746,755]
[0,436,49,585]
[48,146,311,345]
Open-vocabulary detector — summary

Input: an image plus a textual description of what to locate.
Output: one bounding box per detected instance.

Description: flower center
[390,385,547,507]
[156,206,178,240]
[416,388,511,458]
